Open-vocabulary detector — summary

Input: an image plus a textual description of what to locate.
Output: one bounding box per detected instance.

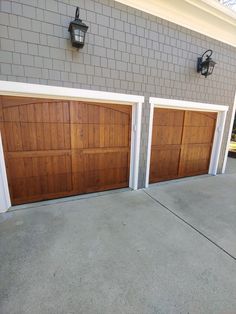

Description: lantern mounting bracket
[75,7,80,20]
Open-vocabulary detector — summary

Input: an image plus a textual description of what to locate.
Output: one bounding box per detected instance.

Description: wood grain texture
[150,108,217,183]
[0,96,131,205]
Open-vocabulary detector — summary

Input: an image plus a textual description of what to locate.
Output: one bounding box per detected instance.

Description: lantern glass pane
[201,65,208,75]
[73,28,85,43]
[208,61,215,75]
[208,65,213,74]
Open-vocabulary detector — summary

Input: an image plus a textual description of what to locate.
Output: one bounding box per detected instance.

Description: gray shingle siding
[1,0,236,188]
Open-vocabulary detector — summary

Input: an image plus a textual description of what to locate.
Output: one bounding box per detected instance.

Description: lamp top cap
[68,7,88,31]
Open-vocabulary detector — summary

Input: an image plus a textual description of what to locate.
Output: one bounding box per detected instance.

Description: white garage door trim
[0,134,11,213]
[145,97,229,188]
[222,92,236,174]
[0,80,144,213]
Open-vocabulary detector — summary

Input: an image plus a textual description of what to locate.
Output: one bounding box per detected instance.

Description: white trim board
[0,81,143,105]
[0,81,144,212]
[0,133,11,213]
[145,97,228,188]
[222,91,236,174]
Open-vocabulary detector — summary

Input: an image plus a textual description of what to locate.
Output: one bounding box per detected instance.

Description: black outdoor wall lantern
[197,49,216,78]
[68,7,88,48]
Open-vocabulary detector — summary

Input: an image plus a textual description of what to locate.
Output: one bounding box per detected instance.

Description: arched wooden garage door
[150,108,217,183]
[0,96,131,205]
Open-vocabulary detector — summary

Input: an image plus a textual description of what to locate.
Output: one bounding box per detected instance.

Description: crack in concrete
[143,189,236,262]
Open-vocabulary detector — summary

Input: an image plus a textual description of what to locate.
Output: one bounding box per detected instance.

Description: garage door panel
[182,126,215,144]
[71,124,88,149]
[153,108,184,126]
[49,102,68,123]
[44,123,70,150]
[88,104,101,124]
[72,173,86,194]
[150,108,216,183]
[48,102,70,123]
[108,124,130,147]
[61,123,71,149]
[107,125,116,147]
[1,98,131,205]
[4,122,23,151]
[152,125,183,145]
[184,111,217,127]
[20,123,37,151]
[101,103,131,115]
[8,153,72,179]
[179,158,210,177]
[124,125,130,147]
[0,105,3,121]
[3,100,71,152]
[73,168,128,193]
[8,154,73,203]
[34,123,45,150]
[0,105,7,153]
[121,110,130,125]
[88,124,130,148]
[80,151,129,191]
[3,101,70,123]
[2,105,20,122]
[88,124,103,148]
[178,144,212,177]
[70,102,130,125]
[12,174,73,204]
[25,104,35,122]
[70,102,87,123]
[4,122,71,152]
[101,105,130,125]
[7,157,25,179]
[72,123,130,150]
[85,168,128,192]
[150,147,181,182]
[182,144,212,158]
[84,152,129,171]
[11,178,27,200]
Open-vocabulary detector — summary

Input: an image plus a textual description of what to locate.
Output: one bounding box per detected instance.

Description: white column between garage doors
[145,97,229,188]
[0,81,144,213]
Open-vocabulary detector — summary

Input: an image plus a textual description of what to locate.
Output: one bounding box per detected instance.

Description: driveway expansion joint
[143,189,236,262]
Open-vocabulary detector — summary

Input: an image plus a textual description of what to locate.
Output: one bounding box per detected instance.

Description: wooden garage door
[0,96,131,205]
[150,108,217,183]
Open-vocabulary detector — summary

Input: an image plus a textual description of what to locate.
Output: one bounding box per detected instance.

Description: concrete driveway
[146,157,236,259]
[1,159,236,314]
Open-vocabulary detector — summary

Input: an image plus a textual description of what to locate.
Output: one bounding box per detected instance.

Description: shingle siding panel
[1,38,14,51]
[0,0,11,14]
[22,5,36,19]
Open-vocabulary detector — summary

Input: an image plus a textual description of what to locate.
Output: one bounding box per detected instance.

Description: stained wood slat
[150,108,217,183]
[70,101,131,196]
[0,97,131,205]
[178,110,216,177]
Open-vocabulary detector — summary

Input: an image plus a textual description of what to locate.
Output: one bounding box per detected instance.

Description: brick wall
[0,0,236,187]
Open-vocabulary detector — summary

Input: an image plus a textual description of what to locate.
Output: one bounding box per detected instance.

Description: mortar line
[143,189,236,262]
